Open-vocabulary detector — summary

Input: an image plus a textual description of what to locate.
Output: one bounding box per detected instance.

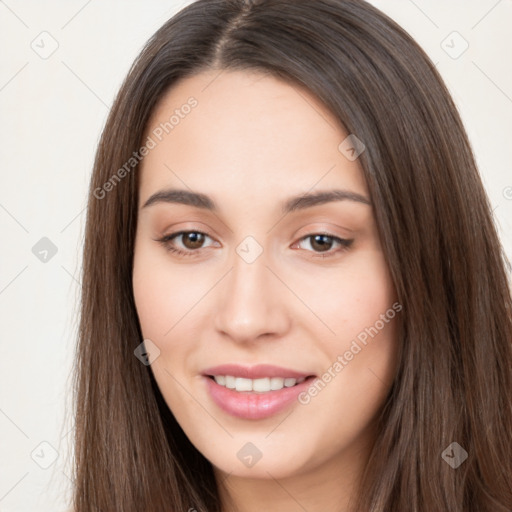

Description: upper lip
[201,364,315,380]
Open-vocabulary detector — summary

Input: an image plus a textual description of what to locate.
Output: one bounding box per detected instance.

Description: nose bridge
[213,239,290,342]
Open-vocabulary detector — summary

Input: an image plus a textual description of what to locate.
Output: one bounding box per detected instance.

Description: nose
[213,248,292,344]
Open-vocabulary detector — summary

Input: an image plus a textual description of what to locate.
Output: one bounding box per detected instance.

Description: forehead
[139,69,368,204]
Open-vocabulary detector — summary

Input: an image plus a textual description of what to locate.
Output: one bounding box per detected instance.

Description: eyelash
[156,231,353,259]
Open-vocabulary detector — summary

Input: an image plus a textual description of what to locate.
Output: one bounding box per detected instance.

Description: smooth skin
[132,69,400,512]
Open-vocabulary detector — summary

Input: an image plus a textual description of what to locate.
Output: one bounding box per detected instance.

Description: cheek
[132,245,205,340]
[295,248,399,418]
[332,252,399,389]
[132,246,203,414]
[295,284,399,468]
[288,246,397,344]
[337,262,397,343]
[132,243,219,403]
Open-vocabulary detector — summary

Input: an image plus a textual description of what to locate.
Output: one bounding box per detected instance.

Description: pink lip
[201,364,316,420]
[203,376,315,420]
[201,363,313,380]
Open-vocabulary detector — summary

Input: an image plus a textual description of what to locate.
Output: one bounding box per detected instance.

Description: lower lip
[203,376,315,420]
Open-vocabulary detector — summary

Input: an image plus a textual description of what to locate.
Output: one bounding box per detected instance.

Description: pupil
[312,235,331,252]
[185,232,204,249]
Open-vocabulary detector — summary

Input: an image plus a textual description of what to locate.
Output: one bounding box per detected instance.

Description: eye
[293,233,353,258]
[156,230,218,258]
[156,230,353,260]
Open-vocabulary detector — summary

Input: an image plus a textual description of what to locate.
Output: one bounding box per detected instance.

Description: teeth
[215,375,226,386]
[270,377,284,390]
[253,377,270,392]
[235,377,252,391]
[225,375,236,389]
[212,375,306,392]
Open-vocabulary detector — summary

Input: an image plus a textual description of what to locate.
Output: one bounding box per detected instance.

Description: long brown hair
[72,0,512,510]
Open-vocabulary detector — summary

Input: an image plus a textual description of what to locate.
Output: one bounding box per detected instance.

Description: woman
[73,0,512,510]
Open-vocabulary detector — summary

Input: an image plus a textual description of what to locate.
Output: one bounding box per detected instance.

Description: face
[132,69,400,482]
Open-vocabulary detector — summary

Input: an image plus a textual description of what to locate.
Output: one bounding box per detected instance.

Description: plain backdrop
[0,1,511,510]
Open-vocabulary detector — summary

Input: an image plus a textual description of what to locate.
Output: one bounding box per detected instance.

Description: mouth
[201,364,317,420]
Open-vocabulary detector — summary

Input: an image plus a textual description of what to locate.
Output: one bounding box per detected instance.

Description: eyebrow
[142,188,371,213]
